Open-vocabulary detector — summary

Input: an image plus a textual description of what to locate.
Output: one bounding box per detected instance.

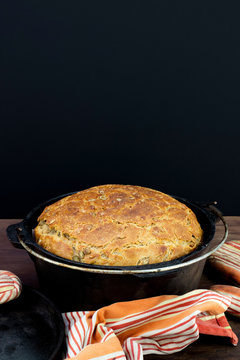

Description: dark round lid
[0,285,66,360]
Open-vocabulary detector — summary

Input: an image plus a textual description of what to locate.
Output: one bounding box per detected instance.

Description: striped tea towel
[208,240,240,285]
[62,289,238,360]
[210,284,240,317]
[0,270,22,304]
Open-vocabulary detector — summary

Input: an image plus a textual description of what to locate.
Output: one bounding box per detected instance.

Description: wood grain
[1,217,240,359]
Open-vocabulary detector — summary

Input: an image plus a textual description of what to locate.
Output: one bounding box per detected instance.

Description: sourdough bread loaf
[34,185,203,266]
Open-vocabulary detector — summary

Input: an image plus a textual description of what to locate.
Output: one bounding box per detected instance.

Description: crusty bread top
[34,185,203,266]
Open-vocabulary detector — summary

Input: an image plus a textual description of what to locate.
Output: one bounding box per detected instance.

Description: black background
[1,1,240,218]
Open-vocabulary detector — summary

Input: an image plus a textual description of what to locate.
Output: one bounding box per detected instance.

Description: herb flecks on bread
[34,185,203,266]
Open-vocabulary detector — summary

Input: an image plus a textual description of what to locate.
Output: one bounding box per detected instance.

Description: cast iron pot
[7,193,228,312]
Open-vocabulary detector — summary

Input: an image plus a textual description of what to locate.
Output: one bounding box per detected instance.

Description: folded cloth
[208,240,240,285]
[62,289,238,360]
[210,284,240,317]
[0,270,22,304]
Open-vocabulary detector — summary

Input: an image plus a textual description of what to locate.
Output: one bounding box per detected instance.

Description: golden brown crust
[34,184,203,266]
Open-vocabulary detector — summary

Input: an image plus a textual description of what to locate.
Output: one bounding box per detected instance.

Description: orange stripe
[106,291,206,327]
[112,295,229,335]
[64,290,235,359]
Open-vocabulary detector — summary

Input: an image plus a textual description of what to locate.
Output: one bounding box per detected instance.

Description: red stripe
[76,312,86,344]
[108,292,206,325]
[0,278,12,282]
[69,312,82,353]
[229,242,240,250]
[148,296,228,320]
[136,340,141,360]
[121,323,197,357]
[123,339,132,360]
[0,272,21,301]
[127,332,198,355]
[228,299,240,307]
[112,294,230,332]
[216,291,240,304]
[217,247,240,260]
[152,315,196,337]
[65,313,77,356]
[130,338,135,360]
[211,251,240,266]
[143,341,193,353]
[0,283,12,288]
[153,319,197,340]
[153,328,196,341]
[102,329,113,342]
[110,293,202,329]
[86,318,93,345]
[143,335,198,353]
[99,323,109,342]
[111,290,227,327]
[142,333,198,349]
[13,277,21,289]
[212,254,240,270]
[155,334,198,348]
[137,341,141,360]
[0,271,12,276]
[72,313,83,351]
[222,243,240,252]
[228,310,240,316]
[143,342,192,353]
[63,290,233,358]
[215,245,240,258]
[0,288,12,295]
[161,295,231,317]
[153,324,197,345]
[4,290,13,303]
[228,308,240,313]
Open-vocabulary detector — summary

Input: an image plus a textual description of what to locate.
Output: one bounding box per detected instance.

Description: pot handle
[7,221,33,249]
[193,200,222,223]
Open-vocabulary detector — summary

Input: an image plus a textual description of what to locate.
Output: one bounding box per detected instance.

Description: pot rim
[8,192,227,273]
[17,212,228,275]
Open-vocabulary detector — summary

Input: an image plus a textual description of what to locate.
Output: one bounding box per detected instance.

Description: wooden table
[1,217,240,359]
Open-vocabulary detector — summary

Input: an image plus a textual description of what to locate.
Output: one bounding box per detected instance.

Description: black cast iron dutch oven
[7,193,228,312]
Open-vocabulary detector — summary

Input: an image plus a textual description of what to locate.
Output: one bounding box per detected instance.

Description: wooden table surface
[1,217,240,359]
